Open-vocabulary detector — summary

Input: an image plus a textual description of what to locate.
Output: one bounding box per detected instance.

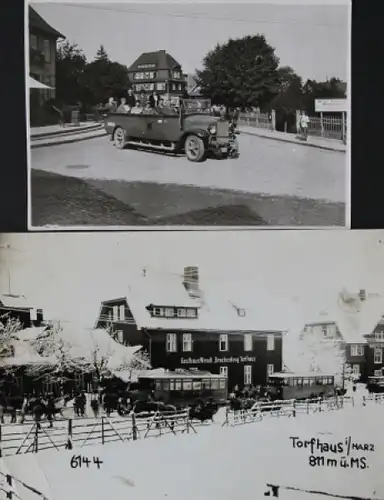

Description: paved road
[30,134,347,226]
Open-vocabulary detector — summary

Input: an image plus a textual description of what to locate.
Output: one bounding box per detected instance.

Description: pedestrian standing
[300,110,310,141]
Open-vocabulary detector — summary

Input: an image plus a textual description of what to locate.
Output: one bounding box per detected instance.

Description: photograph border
[26,0,352,232]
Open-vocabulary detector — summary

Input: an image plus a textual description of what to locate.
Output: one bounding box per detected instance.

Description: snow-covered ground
[1,402,383,500]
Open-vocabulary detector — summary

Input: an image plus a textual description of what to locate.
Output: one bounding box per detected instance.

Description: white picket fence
[308,115,345,140]
[239,111,346,141]
[238,112,273,130]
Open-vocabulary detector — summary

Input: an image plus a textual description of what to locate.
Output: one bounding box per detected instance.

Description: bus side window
[193,380,202,391]
[219,379,226,389]
[202,379,210,390]
[309,378,315,386]
[211,379,219,390]
[169,380,175,391]
[163,380,170,391]
[303,378,309,386]
[155,381,161,390]
[175,380,182,391]
[183,379,192,391]
[296,378,303,387]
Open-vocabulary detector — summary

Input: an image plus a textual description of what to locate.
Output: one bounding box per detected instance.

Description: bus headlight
[208,124,217,135]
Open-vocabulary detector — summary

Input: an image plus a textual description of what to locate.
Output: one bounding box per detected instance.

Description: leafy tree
[302,77,346,114]
[55,40,87,105]
[196,35,280,109]
[95,44,109,61]
[81,46,129,105]
[271,66,303,132]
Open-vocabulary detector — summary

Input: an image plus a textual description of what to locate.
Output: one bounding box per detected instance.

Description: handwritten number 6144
[70,455,103,469]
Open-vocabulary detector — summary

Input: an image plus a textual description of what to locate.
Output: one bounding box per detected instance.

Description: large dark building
[95,266,287,389]
[127,50,187,97]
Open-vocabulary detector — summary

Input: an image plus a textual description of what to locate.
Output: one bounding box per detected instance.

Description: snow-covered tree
[285,327,347,385]
[29,323,151,386]
[26,322,90,382]
[0,315,23,374]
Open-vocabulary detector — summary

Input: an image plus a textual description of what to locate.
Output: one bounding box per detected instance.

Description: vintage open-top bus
[129,369,228,408]
[267,372,335,400]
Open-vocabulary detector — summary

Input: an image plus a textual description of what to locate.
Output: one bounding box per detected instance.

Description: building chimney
[183,266,200,298]
[358,289,366,301]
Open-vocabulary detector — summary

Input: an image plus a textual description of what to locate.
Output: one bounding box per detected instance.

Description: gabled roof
[0,295,34,310]
[300,290,384,343]
[128,50,182,72]
[116,268,292,332]
[29,6,64,39]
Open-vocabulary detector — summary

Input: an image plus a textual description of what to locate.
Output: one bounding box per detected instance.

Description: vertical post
[342,112,346,143]
[271,110,276,131]
[6,475,13,500]
[131,413,137,441]
[0,423,2,458]
[306,399,309,414]
[66,419,73,450]
[320,112,324,137]
[186,408,190,434]
[292,400,296,418]
[33,424,39,453]
[318,398,322,413]
[101,416,105,445]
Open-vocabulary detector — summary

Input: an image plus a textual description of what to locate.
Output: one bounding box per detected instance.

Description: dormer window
[148,305,198,319]
[177,308,187,318]
[173,70,181,79]
[164,308,175,318]
[153,307,164,317]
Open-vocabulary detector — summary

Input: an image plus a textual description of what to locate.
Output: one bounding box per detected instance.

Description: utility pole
[0,244,23,298]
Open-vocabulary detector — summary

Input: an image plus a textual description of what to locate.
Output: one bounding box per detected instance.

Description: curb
[31,131,108,149]
[31,123,103,140]
[239,129,346,153]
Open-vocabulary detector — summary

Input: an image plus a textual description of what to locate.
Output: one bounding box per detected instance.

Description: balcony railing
[29,48,45,67]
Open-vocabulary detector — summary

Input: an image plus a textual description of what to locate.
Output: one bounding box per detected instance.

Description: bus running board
[127,140,176,151]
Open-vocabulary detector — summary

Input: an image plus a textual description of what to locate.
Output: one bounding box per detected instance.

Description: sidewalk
[30,121,102,138]
[239,125,347,152]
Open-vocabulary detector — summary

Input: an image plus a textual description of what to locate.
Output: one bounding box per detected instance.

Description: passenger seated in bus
[156,98,177,115]
[116,97,131,114]
[143,101,156,115]
[131,100,143,115]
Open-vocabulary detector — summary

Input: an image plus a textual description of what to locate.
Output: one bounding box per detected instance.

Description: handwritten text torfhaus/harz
[289,436,375,469]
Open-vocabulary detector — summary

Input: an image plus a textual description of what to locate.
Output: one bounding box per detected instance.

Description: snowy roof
[0,294,33,310]
[56,324,142,370]
[15,326,47,341]
[270,372,335,379]
[300,291,384,343]
[0,341,55,367]
[124,269,292,332]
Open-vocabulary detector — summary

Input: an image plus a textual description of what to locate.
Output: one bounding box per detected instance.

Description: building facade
[127,50,187,98]
[29,6,64,102]
[300,290,384,382]
[95,267,285,390]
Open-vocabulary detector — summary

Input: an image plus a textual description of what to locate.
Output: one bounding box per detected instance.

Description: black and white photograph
[0,229,383,499]
[28,0,350,229]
